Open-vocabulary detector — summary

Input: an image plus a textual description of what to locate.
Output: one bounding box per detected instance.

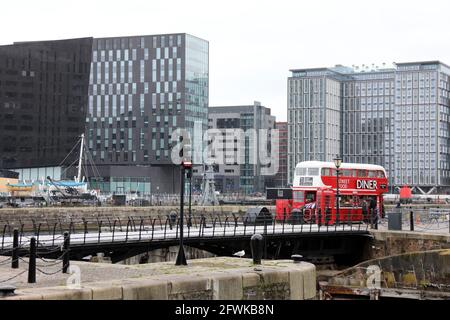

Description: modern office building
[86,33,209,194]
[274,121,288,187]
[288,61,450,193]
[0,37,93,180]
[201,102,276,194]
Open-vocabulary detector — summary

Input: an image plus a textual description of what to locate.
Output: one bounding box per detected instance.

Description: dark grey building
[274,121,288,187]
[0,38,93,180]
[288,61,450,194]
[201,102,276,194]
[86,33,209,194]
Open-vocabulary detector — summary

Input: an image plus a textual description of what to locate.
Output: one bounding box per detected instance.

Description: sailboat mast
[77,134,85,182]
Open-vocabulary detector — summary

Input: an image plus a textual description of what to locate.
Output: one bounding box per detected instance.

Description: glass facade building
[204,102,276,194]
[288,61,450,193]
[86,33,209,194]
[0,38,93,175]
[274,122,288,187]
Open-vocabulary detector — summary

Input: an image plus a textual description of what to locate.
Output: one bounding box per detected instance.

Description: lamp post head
[181,161,192,169]
[333,155,342,169]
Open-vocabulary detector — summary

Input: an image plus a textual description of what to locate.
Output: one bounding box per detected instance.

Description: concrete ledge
[288,269,305,300]
[371,230,450,242]
[258,269,289,285]
[12,287,94,300]
[2,257,316,300]
[212,274,243,300]
[242,272,260,288]
[83,281,124,300]
[169,277,211,295]
[122,279,168,300]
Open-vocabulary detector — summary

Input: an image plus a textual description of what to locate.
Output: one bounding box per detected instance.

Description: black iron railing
[0,210,372,251]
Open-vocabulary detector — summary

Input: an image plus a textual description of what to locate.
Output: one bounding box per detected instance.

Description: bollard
[62,231,70,274]
[250,234,264,265]
[12,229,19,269]
[0,285,16,298]
[410,211,414,231]
[28,237,36,283]
[169,211,177,231]
[291,254,304,263]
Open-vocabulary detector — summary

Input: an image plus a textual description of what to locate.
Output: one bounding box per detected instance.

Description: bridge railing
[381,208,450,233]
[0,209,371,252]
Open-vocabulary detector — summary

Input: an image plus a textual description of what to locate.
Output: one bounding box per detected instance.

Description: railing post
[125,219,131,242]
[139,218,144,241]
[98,220,103,243]
[52,222,58,246]
[62,231,70,274]
[12,228,19,269]
[317,209,322,227]
[111,220,116,243]
[36,223,41,244]
[410,211,414,231]
[28,237,36,283]
[1,224,7,250]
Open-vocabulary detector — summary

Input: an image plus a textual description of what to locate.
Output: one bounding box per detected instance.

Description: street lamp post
[188,166,192,228]
[333,155,342,225]
[176,160,192,266]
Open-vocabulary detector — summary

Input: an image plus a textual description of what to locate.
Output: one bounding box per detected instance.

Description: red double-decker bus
[275,161,388,224]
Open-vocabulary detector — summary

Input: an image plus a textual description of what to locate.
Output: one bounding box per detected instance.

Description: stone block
[258,269,289,285]
[242,272,260,288]
[212,274,243,300]
[84,282,123,300]
[169,276,211,294]
[122,279,168,300]
[288,269,304,300]
[39,287,93,300]
[2,290,43,300]
[302,267,317,299]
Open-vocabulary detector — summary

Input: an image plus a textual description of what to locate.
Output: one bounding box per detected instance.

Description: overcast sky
[2,0,450,121]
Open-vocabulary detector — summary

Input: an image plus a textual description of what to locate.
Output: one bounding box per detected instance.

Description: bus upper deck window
[342,169,354,177]
[308,168,319,176]
[357,170,367,177]
[377,170,385,178]
[368,170,377,178]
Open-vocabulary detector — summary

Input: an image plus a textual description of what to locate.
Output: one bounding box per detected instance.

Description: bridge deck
[1,222,369,250]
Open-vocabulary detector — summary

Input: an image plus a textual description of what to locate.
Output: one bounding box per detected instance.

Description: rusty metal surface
[319,249,450,300]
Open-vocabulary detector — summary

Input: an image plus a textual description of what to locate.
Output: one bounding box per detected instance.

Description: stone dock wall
[368,230,450,259]
[2,258,316,300]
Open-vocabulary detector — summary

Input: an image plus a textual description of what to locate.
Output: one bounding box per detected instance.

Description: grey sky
[2,0,450,121]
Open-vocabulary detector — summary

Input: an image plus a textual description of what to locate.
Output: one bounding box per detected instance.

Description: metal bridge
[0,213,372,264]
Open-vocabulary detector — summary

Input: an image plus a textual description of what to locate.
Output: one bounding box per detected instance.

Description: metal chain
[0,257,12,265]
[0,269,27,283]
[36,264,67,276]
